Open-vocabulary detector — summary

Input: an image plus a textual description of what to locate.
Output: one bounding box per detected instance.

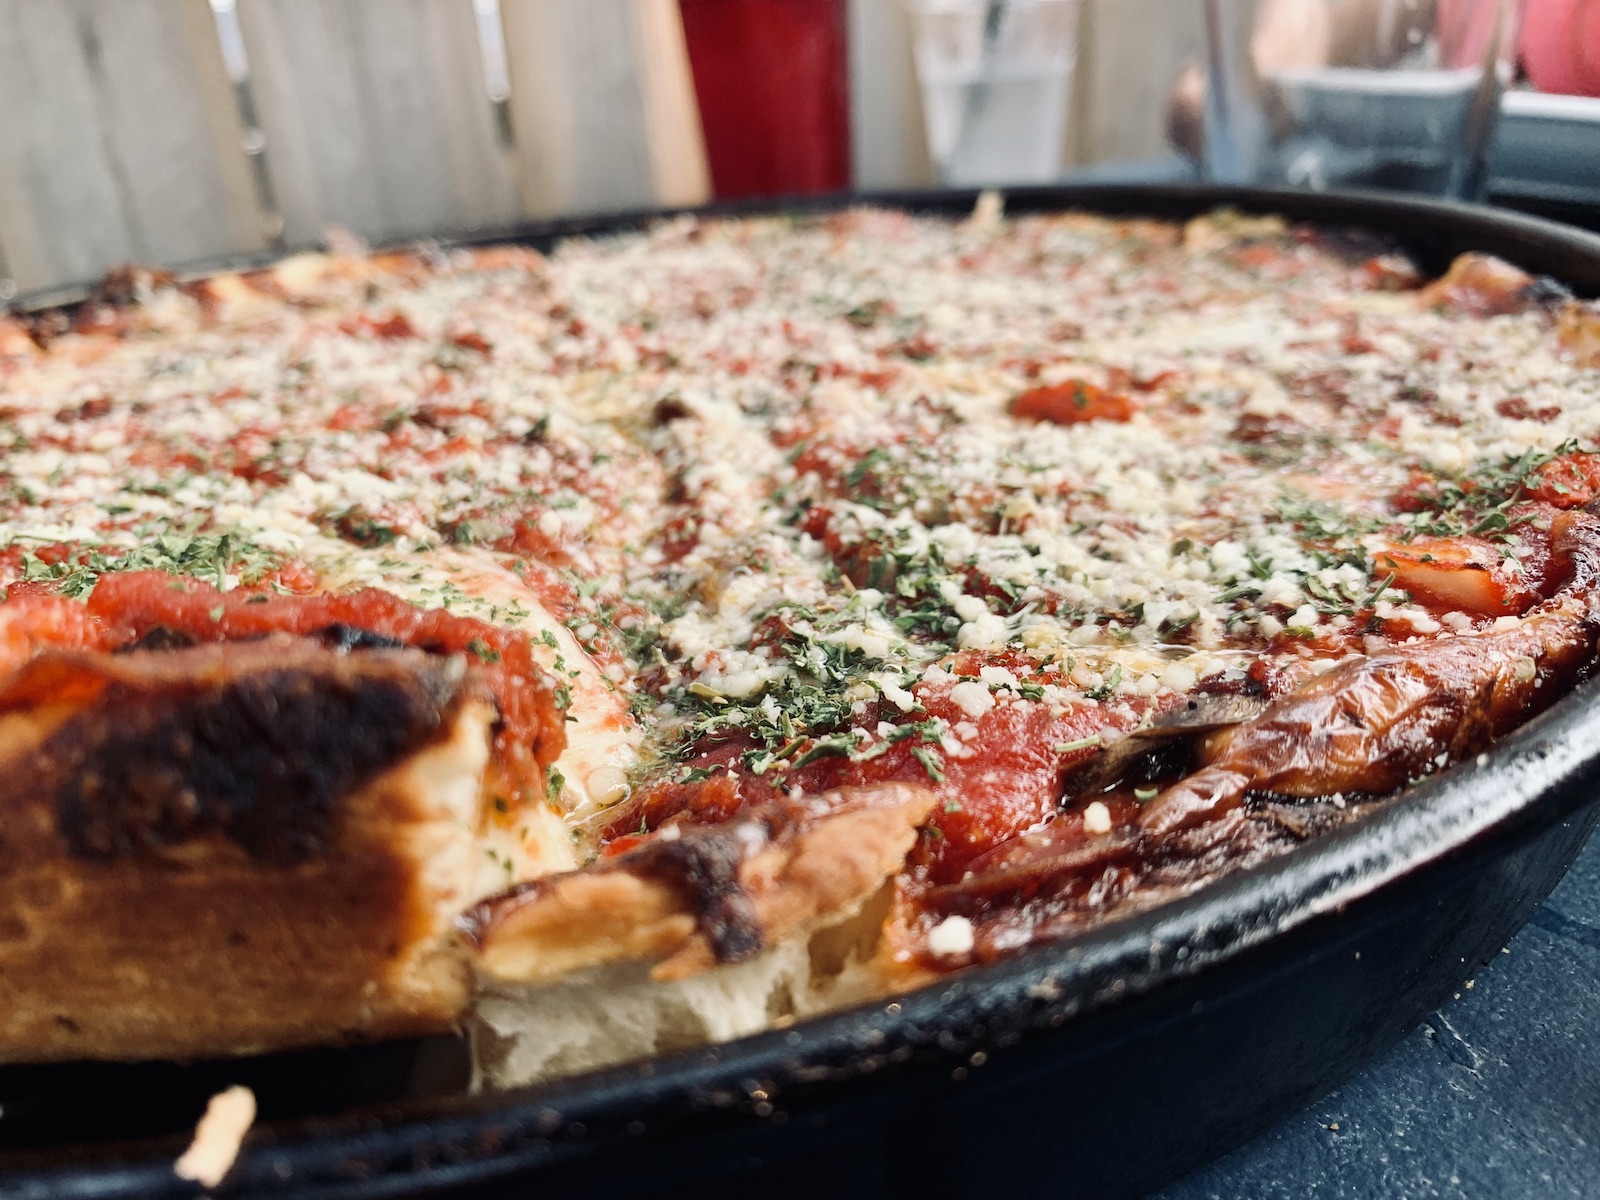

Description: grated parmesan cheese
[173,1085,255,1189]
[927,915,976,956]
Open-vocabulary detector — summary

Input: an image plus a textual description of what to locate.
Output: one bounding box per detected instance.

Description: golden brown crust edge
[465,782,938,1088]
[467,782,938,985]
[0,654,497,1064]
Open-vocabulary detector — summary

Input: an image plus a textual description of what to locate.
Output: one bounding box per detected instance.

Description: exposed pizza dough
[173,1085,256,1189]
[470,782,935,983]
[468,788,934,1085]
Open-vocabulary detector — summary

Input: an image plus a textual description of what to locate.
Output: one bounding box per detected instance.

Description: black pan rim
[23,670,1594,1199]
[6,182,1600,1197]
[10,181,1600,315]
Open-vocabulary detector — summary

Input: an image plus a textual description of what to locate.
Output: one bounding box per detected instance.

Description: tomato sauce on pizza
[4,202,1600,1069]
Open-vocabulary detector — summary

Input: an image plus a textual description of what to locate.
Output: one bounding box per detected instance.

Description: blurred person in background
[1520,0,1600,94]
[1168,0,1599,160]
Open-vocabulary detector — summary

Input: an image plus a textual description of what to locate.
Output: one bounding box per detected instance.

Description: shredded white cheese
[927,915,977,957]
[173,1085,255,1189]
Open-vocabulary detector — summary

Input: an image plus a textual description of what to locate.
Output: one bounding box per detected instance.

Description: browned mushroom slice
[1142,513,1600,837]
[1062,692,1270,799]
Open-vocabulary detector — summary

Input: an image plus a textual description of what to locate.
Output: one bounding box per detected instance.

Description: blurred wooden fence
[0,0,1202,301]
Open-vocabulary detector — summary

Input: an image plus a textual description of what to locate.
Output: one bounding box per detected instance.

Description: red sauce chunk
[1525,452,1600,509]
[1010,381,1134,426]
[1374,536,1538,616]
[0,588,118,681]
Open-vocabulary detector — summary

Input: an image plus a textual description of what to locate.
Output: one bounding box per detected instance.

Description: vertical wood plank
[499,0,652,216]
[0,0,266,296]
[634,0,712,207]
[1070,0,1208,165]
[848,0,936,190]
[237,0,521,247]
[1063,0,1098,166]
[499,0,709,217]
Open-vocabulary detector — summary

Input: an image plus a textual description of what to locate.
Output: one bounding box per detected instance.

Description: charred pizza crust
[467,782,936,1083]
[0,637,497,1061]
[466,782,935,984]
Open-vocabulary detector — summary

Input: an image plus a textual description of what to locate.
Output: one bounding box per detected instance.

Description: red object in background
[1520,0,1600,96]
[678,0,851,199]
[1435,0,1516,68]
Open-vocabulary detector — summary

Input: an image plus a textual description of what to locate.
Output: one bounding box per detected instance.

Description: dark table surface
[1155,827,1600,1199]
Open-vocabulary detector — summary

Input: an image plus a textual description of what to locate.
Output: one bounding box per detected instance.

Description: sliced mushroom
[1062,693,1269,799]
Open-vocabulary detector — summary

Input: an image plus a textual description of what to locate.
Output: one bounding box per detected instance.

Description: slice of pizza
[0,631,498,1060]
[0,555,933,1064]
[0,543,580,1061]
[0,244,946,1068]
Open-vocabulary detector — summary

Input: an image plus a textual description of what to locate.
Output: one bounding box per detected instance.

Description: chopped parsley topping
[14,532,278,599]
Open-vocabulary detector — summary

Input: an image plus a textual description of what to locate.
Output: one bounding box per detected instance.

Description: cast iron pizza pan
[4,186,1600,1200]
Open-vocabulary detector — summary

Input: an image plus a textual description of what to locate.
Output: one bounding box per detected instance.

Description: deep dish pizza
[1,199,1598,1084]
